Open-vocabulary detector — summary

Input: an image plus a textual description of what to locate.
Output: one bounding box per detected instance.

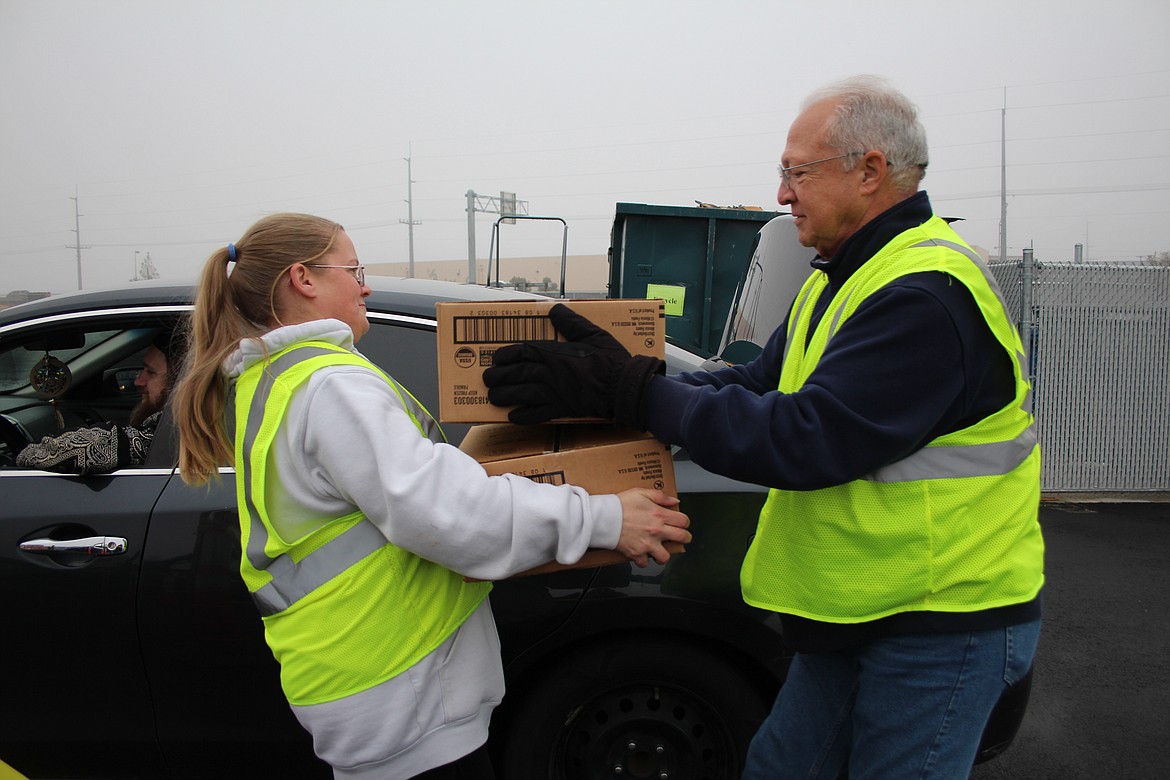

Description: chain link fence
[989,259,1170,492]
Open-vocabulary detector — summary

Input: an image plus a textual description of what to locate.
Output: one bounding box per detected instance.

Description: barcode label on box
[526,471,566,486]
[453,315,555,344]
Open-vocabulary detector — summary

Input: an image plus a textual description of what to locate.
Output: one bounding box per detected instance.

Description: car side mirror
[105,368,143,398]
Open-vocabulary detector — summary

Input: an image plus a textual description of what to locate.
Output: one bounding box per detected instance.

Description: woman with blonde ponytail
[169,213,690,779]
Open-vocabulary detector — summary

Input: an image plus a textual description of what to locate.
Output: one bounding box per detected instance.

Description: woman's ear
[287,263,319,299]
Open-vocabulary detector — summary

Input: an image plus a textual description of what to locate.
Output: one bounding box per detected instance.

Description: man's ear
[287,263,319,299]
[858,151,888,195]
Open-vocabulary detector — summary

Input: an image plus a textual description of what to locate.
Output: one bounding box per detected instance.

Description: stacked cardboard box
[459,423,683,576]
[436,299,683,578]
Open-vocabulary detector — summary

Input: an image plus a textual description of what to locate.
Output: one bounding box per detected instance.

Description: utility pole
[465,190,528,284]
[399,146,421,277]
[67,187,89,290]
[999,88,1008,264]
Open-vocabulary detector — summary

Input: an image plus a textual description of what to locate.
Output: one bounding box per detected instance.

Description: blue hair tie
[227,243,238,263]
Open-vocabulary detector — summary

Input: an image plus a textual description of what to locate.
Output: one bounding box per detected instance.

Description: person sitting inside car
[15,330,182,474]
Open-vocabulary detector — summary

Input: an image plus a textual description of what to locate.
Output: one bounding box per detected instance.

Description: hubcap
[556,682,732,780]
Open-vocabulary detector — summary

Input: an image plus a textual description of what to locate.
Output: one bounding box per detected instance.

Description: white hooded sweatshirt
[225,319,622,779]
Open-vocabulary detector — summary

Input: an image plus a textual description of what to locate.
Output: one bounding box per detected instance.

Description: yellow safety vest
[233,340,491,705]
[741,217,1044,623]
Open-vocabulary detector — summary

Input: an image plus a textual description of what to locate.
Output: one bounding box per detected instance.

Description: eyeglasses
[309,264,366,286]
[777,151,864,189]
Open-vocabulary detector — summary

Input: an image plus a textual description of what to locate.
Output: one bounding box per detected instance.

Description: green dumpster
[608,202,782,354]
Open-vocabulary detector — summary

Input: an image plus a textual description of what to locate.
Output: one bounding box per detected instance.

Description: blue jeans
[742,620,1041,780]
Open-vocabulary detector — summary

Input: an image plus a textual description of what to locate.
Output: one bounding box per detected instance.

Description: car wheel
[499,636,772,780]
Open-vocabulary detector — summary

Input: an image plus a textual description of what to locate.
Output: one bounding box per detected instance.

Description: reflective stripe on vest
[866,427,1036,483]
[238,344,439,617]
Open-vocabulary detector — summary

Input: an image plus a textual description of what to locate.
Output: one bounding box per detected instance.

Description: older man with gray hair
[484,75,1044,778]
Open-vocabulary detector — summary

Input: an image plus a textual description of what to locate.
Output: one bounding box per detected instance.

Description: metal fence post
[1019,248,1036,385]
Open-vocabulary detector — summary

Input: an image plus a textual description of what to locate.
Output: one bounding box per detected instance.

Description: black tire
[498,636,773,780]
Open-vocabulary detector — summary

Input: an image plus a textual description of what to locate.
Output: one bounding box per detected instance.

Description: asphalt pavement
[969,498,1170,780]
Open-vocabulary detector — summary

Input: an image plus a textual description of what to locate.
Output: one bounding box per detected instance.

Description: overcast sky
[2,0,1168,295]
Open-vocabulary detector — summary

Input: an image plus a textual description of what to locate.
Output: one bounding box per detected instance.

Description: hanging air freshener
[30,352,72,429]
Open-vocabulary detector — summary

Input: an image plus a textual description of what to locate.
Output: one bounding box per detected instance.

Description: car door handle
[19,536,128,556]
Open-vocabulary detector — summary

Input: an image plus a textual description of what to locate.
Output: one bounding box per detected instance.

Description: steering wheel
[0,415,33,466]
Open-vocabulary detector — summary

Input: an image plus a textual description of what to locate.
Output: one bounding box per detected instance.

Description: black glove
[483,303,664,426]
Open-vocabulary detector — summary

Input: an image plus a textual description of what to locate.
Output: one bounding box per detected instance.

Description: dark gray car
[0,277,1027,779]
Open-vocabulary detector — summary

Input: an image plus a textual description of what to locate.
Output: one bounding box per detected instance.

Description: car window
[0,315,180,468]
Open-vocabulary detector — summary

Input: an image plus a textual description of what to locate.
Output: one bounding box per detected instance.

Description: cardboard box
[435,298,665,423]
[460,423,683,577]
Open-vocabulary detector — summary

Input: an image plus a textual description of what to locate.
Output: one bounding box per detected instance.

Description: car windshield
[0,329,122,392]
